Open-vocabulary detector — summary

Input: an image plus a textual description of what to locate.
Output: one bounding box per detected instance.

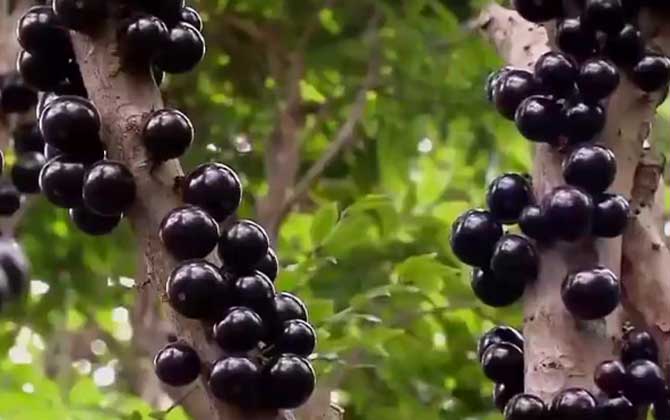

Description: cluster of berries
[481,324,670,419]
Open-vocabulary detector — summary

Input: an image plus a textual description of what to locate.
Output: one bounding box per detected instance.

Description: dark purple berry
[183,163,242,221]
[450,209,503,267]
[120,15,169,66]
[272,292,309,327]
[563,144,617,194]
[557,18,598,61]
[154,342,200,386]
[632,54,670,92]
[0,73,37,113]
[276,319,316,357]
[53,0,107,32]
[494,382,523,412]
[549,388,597,420]
[494,69,537,120]
[542,186,594,241]
[218,220,269,272]
[233,272,275,317]
[17,6,72,58]
[487,173,533,224]
[17,49,68,91]
[504,393,546,420]
[213,307,264,353]
[515,95,563,143]
[593,194,629,237]
[263,355,315,409]
[166,260,227,319]
[562,267,619,320]
[519,205,553,242]
[605,24,644,67]
[82,161,136,216]
[534,52,578,95]
[595,360,626,397]
[481,342,524,385]
[477,325,524,361]
[142,108,193,162]
[491,234,538,282]
[159,206,219,260]
[69,207,121,235]
[582,0,625,35]
[563,101,606,144]
[39,96,101,155]
[209,356,261,408]
[621,329,659,365]
[625,359,666,404]
[512,0,563,22]
[39,155,85,208]
[255,248,279,281]
[0,182,20,216]
[578,59,619,102]
[179,7,203,31]
[471,268,526,307]
[12,123,44,154]
[599,396,636,420]
[155,22,205,74]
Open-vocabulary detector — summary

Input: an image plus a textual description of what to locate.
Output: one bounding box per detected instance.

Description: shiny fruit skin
[156,22,205,74]
[39,96,101,154]
[490,234,539,283]
[563,101,606,144]
[494,69,537,120]
[605,24,644,67]
[142,108,193,162]
[512,0,563,22]
[213,307,264,353]
[255,248,279,281]
[166,260,227,319]
[450,209,503,267]
[17,49,68,91]
[0,182,20,216]
[486,173,533,224]
[598,396,636,420]
[218,220,269,272]
[556,18,598,61]
[541,186,594,241]
[625,359,666,405]
[632,54,670,92]
[182,162,242,221]
[233,271,276,317]
[561,267,620,320]
[563,144,616,195]
[11,152,45,194]
[38,155,85,208]
[481,342,524,385]
[209,356,261,408]
[486,67,513,103]
[534,52,578,95]
[515,95,562,143]
[594,360,626,397]
[82,161,136,216]
[154,342,201,386]
[263,355,316,409]
[494,382,523,412]
[275,319,317,357]
[180,7,203,31]
[503,393,546,420]
[471,268,525,307]
[549,388,598,420]
[272,292,309,327]
[53,0,107,32]
[621,329,659,365]
[121,15,169,66]
[69,207,121,235]
[159,206,219,260]
[17,6,72,58]
[477,326,524,361]
[582,0,625,35]
[577,59,620,102]
[519,205,553,243]
[593,194,629,237]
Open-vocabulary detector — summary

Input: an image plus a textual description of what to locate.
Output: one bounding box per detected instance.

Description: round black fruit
[142,108,193,162]
[276,319,317,357]
[0,182,20,216]
[156,22,205,74]
[556,18,598,61]
[182,162,242,221]
[563,144,616,195]
[209,356,261,408]
[0,73,37,114]
[39,155,85,208]
[53,0,107,32]
[180,7,203,31]
[154,342,201,386]
[487,173,533,224]
[561,267,619,320]
[471,268,526,307]
[534,52,577,95]
[218,220,269,272]
[39,96,101,155]
[233,271,276,317]
[542,186,594,241]
[69,207,121,235]
[515,95,562,143]
[512,0,563,22]
[593,194,629,237]
[490,234,539,282]
[621,329,659,365]
[494,382,523,412]
[263,355,316,409]
[550,388,597,420]
[582,0,625,35]
[272,292,309,328]
[481,342,524,385]
[625,360,666,404]
[13,123,44,154]
[604,24,644,67]
[17,49,68,91]
[255,248,279,281]
[159,206,219,260]
[450,209,503,267]
[11,152,45,194]
[166,260,227,319]
[477,325,524,361]
[121,15,169,66]
[504,393,546,420]
[17,6,72,57]
[632,54,670,92]
[140,0,184,26]
[578,59,619,102]
[598,396,636,420]
[494,69,537,120]
[82,161,136,216]
[213,307,264,353]
[563,101,606,144]
[594,360,626,396]
[486,67,512,103]
[519,205,553,242]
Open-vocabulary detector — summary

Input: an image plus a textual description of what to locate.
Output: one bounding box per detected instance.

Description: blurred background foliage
[0,0,540,419]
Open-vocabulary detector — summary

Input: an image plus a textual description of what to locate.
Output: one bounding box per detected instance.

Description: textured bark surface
[477,3,670,401]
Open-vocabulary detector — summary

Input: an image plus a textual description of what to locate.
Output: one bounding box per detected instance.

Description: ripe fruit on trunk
[512,0,563,22]
[39,96,101,155]
[142,108,193,162]
[38,155,85,208]
[13,123,44,154]
[515,95,562,143]
[541,186,594,241]
[82,161,136,216]
[166,260,227,319]
[534,52,577,95]
[263,355,316,409]
[179,7,203,31]
[594,360,626,397]
[486,173,533,223]
[598,396,635,420]
[275,319,317,357]
[593,194,629,237]
[272,292,309,330]
[490,234,539,283]
[604,24,644,66]
[549,388,597,420]
[69,207,121,235]
[561,267,620,320]
[159,206,219,260]
[582,0,625,35]
[255,248,279,281]
[494,382,522,412]
[11,152,46,194]
[53,0,107,32]
[17,6,72,58]
[154,342,201,386]
[494,69,537,120]
[577,59,620,102]
[218,220,269,272]
[120,15,169,66]
[471,268,526,307]
[233,272,276,317]
[450,209,503,267]
[156,22,205,74]
[632,54,670,92]
[563,101,606,144]
[625,359,666,404]
[621,329,659,365]
[0,73,37,113]
[213,307,264,353]
[481,342,524,385]
[209,356,261,408]
[519,205,553,243]
[17,49,68,91]
[503,393,546,420]
[563,144,617,195]
[477,326,524,361]
[557,18,598,61]
[182,162,242,221]
[0,240,30,297]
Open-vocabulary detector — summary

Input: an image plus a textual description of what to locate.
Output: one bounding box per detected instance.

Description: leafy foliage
[0,0,536,419]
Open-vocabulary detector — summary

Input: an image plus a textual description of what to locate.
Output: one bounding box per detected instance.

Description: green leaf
[311,202,339,246]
